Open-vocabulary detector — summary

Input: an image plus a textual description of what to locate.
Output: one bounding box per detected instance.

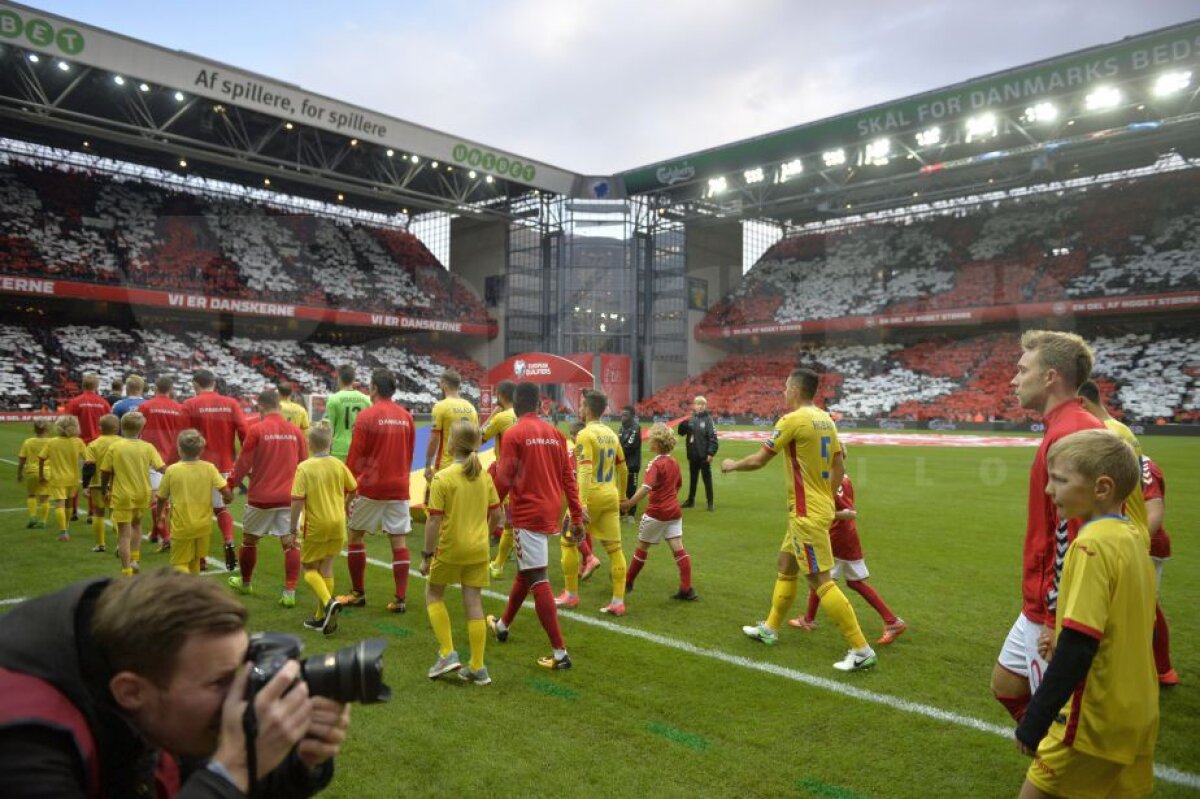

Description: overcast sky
[26,1,1200,174]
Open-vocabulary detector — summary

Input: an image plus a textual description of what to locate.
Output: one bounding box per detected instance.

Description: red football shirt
[829,475,864,561]
[1141,457,1171,559]
[229,413,307,508]
[345,398,414,501]
[1023,398,1105,626]
[65,392,112,444]
[643,454,682,522]
[182,391,248,474]
[139,395,191,464]
[494,413,583,534]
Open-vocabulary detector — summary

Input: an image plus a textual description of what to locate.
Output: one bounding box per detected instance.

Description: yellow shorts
[24,476,47,497]
[301,534,345,564]
[47,485,74,501]
[780,515,834,575]
[428,558,489,588]
[586,500,621,543]
[170,536,210,570]
[111,507,147,525]
[1027,735,1153,798]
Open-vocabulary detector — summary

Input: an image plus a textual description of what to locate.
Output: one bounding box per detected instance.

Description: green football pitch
[1,422,1196,798]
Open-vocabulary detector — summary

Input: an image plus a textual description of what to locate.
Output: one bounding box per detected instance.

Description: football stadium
[0,3,1197,796]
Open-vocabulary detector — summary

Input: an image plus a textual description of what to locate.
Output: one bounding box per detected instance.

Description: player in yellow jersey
[292,421,358,635]
[561,390,628,615]
[99,412,166,576]
[420,420,503,685]
[722,368,876,672]
[82,415,120,552]
[1015,429,1157,798]
[16,417,50,529]
[157,429,230,573]
[278,380,311,432]
[1077,380,1148,546]
[37,415,86,542]
[483,381,518,578]
[424,369,478,490]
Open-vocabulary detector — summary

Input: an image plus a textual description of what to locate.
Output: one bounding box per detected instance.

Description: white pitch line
[0,457,18,465]
[0,507,31,513]
[0,596,27,605]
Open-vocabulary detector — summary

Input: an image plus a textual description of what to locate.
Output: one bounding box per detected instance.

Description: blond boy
[16,418,50,529]
[37,416,86,542]
[100,412,165,575]
[83,415,121,552]
[158,429,230,574]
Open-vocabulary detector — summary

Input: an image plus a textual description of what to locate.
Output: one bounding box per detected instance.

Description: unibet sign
[0,10,85,55]
[452,143,536,183]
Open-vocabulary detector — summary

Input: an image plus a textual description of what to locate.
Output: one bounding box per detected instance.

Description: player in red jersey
[787,471,906,643]
[992,330,1104,722]
[336,369,416,613]
[1142,456,1178,686]
[140,375,191,548]
[487,381,586,670]
[66,372,112,522]
[226,389,308,606]
[182,369,248,572]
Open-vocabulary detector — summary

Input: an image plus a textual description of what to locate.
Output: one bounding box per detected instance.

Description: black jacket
[618,420,641,470]
[0,578,333,799]
[679,411,718,461]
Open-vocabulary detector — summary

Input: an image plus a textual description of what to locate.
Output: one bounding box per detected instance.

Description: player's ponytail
[448,419,483,479]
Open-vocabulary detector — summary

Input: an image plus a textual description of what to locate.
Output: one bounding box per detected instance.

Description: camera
[245,632,392,704]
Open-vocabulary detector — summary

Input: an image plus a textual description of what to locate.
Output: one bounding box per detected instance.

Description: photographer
[0,569,350,798]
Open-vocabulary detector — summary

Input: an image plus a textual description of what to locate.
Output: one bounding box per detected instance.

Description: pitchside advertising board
[0,2,576,195]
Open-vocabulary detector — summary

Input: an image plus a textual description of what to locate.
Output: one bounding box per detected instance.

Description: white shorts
[513,528,553,571]
[243,506,291,537]
[831,558,870,582]
[637,516,683,545]
[149,469,162,492]
[997,612,1048,692]
[212,472,230,509]
[349,497,411,535]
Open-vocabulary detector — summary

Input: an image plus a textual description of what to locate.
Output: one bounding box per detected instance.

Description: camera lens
[300,638,391,704]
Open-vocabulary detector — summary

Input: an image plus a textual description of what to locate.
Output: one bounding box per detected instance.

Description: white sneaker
[428,651,462,679]
[741,622,778,646]
[833,647,877,672]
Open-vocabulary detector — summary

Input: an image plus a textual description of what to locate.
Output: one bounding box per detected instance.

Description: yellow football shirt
[431,397,478,470]
[38,436,87,489]
[575,421,625,510]
[427,461,499,565]
[18,436,49,482]
[84,434,120,488]
[100,438,165,510]
[1050,515,1158,763]
[1102,419,1148,548]
[280,400,310,431]
[292,455,357,538]
[481,407,517,457]
[764,405,841,523]
[159,460,226,539]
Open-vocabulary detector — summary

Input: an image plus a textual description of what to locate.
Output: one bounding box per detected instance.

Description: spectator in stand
[278,380,311,432]
[679,396,718,511]
[66,373,112,523]
[111,375,147,419]
[140,376,191,549]
[102,377,124,409]
[619,405,641,521]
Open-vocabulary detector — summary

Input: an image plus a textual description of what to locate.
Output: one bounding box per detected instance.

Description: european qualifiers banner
[0,275,499,338]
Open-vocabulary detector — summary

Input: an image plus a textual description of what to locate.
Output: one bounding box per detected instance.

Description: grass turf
[1,421,1197,797]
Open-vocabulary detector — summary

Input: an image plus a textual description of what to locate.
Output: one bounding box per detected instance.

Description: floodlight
[57,61,69,71]
[284,122,294,130]
[1021,102,1057,124]
[27,53,38,63]
[263,178,270,186]
[431,161,439,168]
[350,138,358,146]
[915,126,941,147]
[778,159,803,182]
[386,149,394,157]
[600,323,607,333]
[410,154,419,163]
[1084,86,1120,111]
[707,176,727,195]
[138,83,150,92]
[866,138,890,165]
[174,91,185,101]
[821,149,846,167]
[113,75,125,86]
[468,170,477,178]
[178,159,187,167]
[485,175,494,183]
[743,167,765,184]
[337,193,344,201]
[965,112,997,142]
[1154,70,1191,97]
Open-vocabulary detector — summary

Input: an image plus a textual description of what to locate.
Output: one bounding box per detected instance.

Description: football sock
[816,581,868,650]
[492,529,514,568]
[347,543,367,594]
[502,572,531,627]
[54,507,67,533]
[174,563,190,574]
[846,579,898,624]
[604,540,627,602]
[121,567,134,577]
[426,600,454,657]
[38,500,49,523]
[468,618,486,670]
[391,546,411,600]
[1153,604,1173,675]
[304,569,333,612]
[216,509,234,544]
[765,572,799,631]
[560,541,580,594]
[26,497,37,518]
[805,589,820,622]
[131,547,141,565]
[92,514,106,547]
[531,579,564,650]
[283,547,301,591]
[673,547,692,591]
[188,559,201,574]
[627,546,649,588]
[238,540,258,585]
[997,694,1029,723]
